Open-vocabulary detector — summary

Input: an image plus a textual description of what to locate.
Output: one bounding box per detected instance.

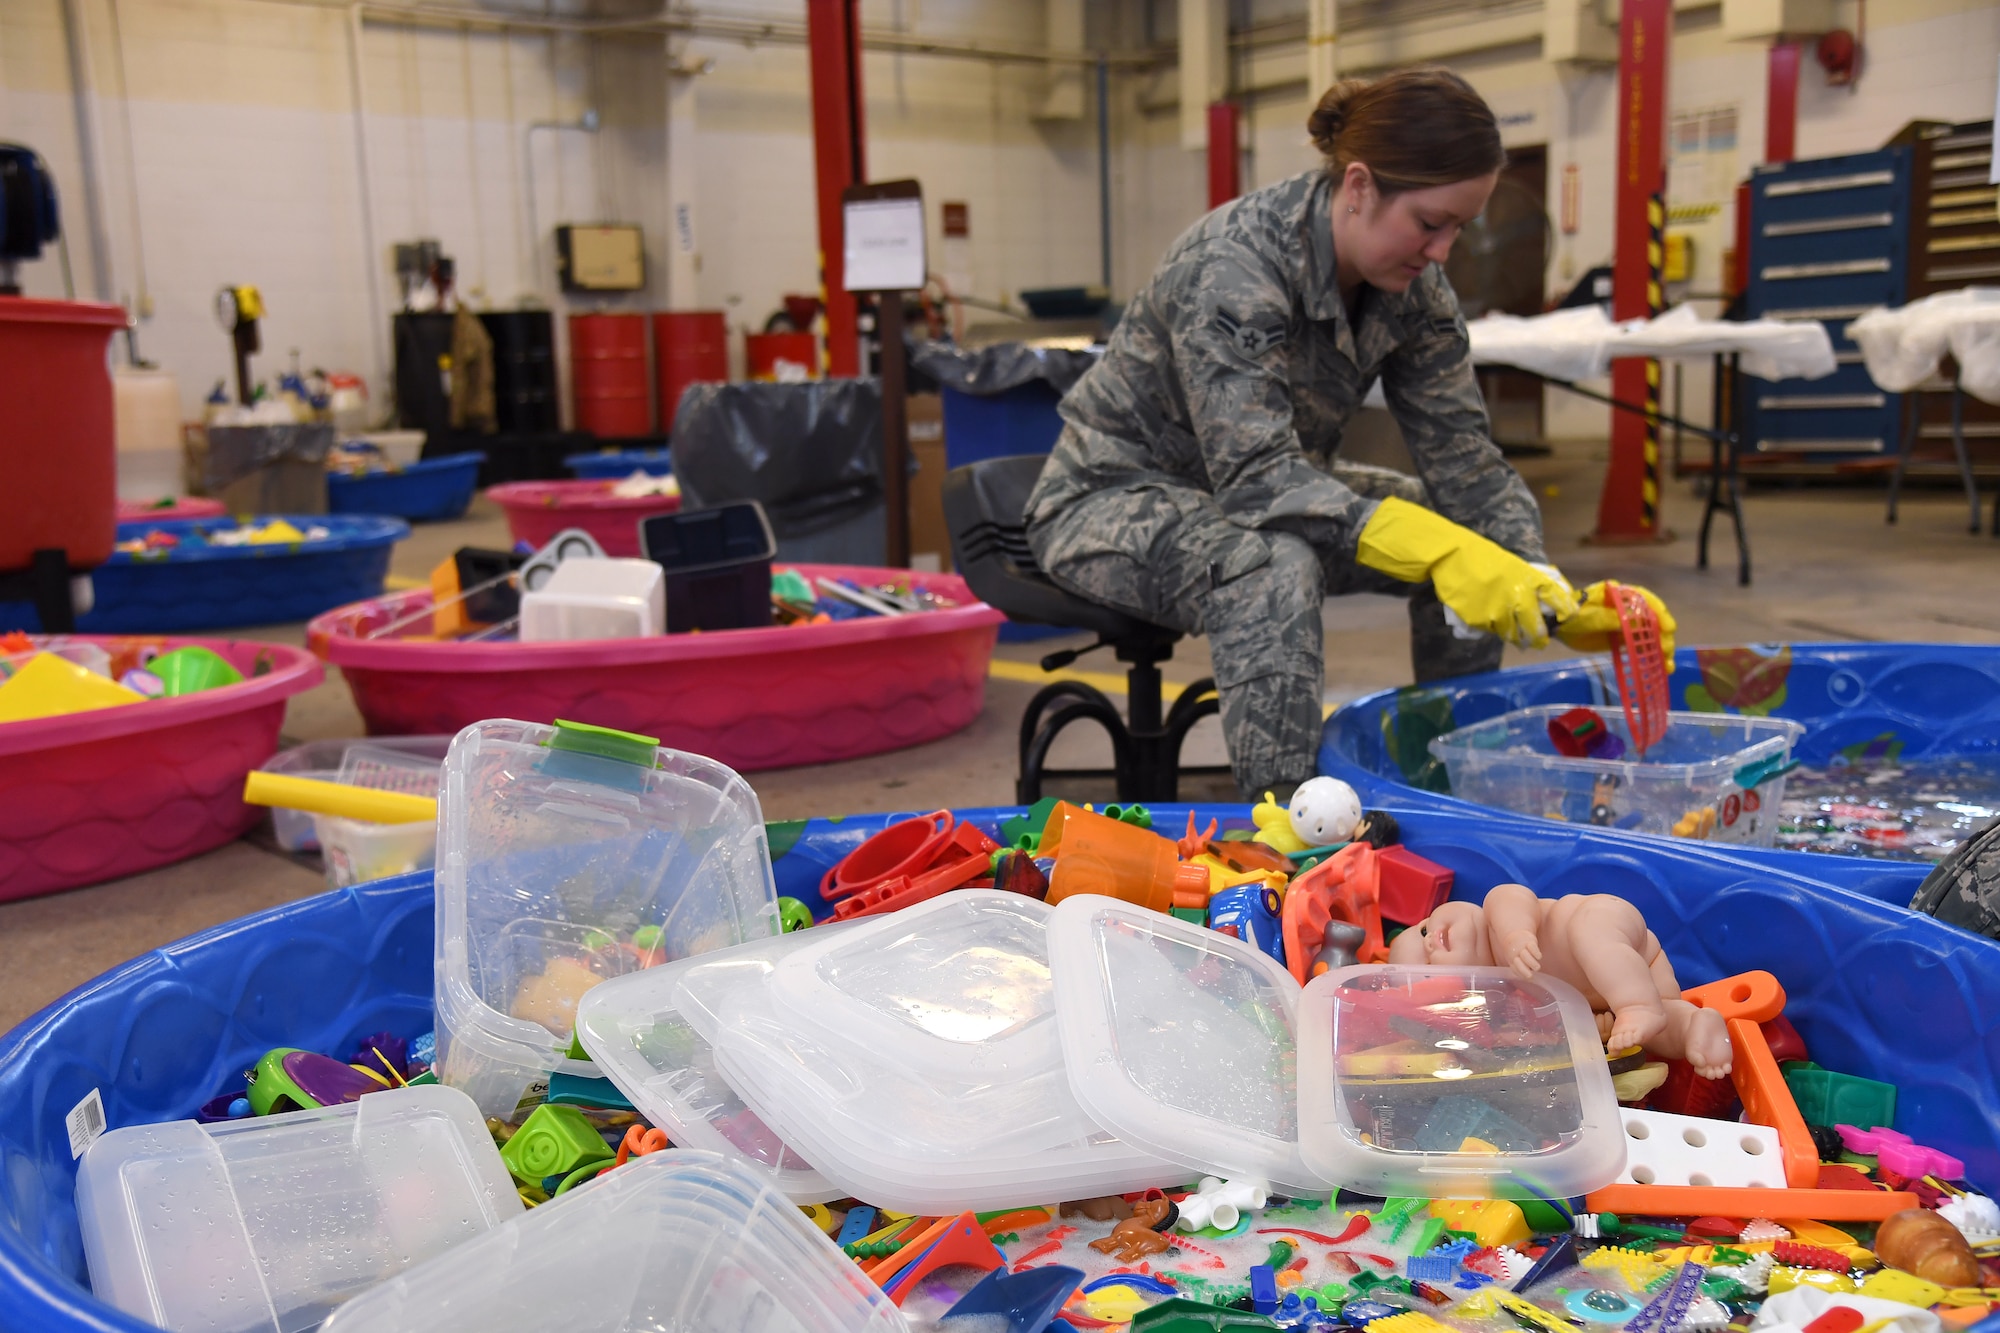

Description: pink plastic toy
[308,563,1003,773]
[0,635,322,901]
[1835,1125,1964,1181]
[487,480,681,558]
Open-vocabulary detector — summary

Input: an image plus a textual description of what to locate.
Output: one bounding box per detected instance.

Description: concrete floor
[3,439,1995,1033]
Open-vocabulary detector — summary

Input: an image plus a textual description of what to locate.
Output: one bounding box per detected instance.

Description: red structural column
[1765,40,1800,164]
[1207,102,1241,210]
[1595,0,1671,542]
[807,0,866,378]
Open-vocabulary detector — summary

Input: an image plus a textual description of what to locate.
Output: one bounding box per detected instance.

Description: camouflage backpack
[1909,814,2000,939]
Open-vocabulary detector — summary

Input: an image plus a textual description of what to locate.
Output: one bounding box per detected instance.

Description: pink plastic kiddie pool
[308,564,1003,771]
[487,479,682,558]
[0,636,322,901]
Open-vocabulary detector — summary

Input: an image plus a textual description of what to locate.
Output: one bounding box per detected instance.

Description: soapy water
[1778,754,2000,862]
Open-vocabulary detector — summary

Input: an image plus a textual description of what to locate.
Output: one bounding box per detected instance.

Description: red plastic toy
[1607,582,1669,757]
[1375,845,1454,927]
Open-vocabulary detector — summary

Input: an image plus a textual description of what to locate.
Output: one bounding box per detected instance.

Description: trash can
[670,379,887,566]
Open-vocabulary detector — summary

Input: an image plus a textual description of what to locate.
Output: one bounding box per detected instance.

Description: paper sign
[844,197,927,292]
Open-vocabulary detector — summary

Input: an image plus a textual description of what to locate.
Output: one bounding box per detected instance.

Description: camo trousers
[1027,458,1503,798]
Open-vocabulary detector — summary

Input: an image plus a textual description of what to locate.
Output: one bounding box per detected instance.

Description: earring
[1347,206,1356,214]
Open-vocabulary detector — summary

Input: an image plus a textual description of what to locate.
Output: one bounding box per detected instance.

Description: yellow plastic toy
[0,653,146,724]
[1859,1270,1946,1307]
[1251,792,1310,855]
[1431,1199,1531,1248]
[242,771,438,824]
[243,519,309,545]
[1769,1267,1859,1296]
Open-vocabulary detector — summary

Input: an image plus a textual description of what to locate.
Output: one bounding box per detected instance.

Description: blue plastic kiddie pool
[0,514,410,633]
[1320,643,2000,906]
[565,448,673,480]
[327,453,483,522]
[0,801,1993,1331]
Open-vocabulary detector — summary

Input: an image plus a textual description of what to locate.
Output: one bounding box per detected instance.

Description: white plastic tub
[1428,705,1805,847]
[75,1085,520,1333]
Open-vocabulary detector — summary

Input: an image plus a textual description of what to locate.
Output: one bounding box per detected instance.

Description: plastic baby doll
[1387,885,1734,1080]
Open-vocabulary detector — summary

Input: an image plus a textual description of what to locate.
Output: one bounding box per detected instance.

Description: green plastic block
[1518,1197,1574,1233]
[1171,905,1209,924]
[500,1102,614,1184]
[1781,1061,1896,1130]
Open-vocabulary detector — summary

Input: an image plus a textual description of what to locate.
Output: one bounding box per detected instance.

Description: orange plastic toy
[1041,803,1209,915]
[1281,841,1388,982]
[1584,970,1920,1221]
[863,1211,1004,1305]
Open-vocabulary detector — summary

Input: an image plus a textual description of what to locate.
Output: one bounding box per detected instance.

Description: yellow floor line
[384,575,426,591]
[987,657,1336,718]
[986,656,1189,701]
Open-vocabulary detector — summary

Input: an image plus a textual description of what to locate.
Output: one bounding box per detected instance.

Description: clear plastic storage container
[769,891,1063,1082]
[259,736,451,853]
[75,1085,521,1333]
[1045,894,1324,1194]
[1295,965,1625,1199]
[575,926,855,1202]
[318,1150,908,1333]
[1428,706,1805,847]
[696,893,1183,1212]
[434,719,779,1118]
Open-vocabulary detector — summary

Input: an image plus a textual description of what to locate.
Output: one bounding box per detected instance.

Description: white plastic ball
[1288,776,1362,846]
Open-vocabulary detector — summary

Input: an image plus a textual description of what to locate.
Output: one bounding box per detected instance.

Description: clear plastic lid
[435,719,779,1063]
[1295,965,1626,1199]
[76,1085,521,1333]
[769,891,1061,1082]
[713,983,1185,1213]
[318,1150,908,1333]
[1044,894,1325,1194]
[575,927,857,1202]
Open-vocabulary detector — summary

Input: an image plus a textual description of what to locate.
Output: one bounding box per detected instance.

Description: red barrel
[653,310,729,430]
[569,312,653,438]
[745,331,819,381]
[0,299,126,571]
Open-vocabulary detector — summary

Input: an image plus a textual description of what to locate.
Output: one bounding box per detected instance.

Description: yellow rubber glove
[1556,581,1679,659]
[1355,497,1579,648]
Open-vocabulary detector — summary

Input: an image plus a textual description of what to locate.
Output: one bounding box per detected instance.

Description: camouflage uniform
[1909,815,2000,940]
[1025,168,1549,796]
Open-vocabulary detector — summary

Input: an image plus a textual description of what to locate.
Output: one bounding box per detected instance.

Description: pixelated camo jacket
[1911,813,2000,940]
[1025,167,1546,564]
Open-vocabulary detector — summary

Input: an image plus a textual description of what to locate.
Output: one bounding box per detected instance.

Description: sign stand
[842,179,926,569]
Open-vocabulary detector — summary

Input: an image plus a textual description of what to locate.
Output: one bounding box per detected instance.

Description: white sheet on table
[1463,305,1836,382]
[1849,287,2000,404]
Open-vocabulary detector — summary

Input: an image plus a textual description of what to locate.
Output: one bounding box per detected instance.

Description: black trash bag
[1910,814,2000,940]
[203,423,334,493]
[909,339,1100,398]
[670,379,883,540]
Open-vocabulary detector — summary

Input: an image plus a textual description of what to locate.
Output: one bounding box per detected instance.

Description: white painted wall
[2,0,1994,434]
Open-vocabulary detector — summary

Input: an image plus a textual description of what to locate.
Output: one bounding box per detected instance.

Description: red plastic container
[654,310,727,430]
[307,564,1004,772]
[0,636,323,901]
[486,479,682,558]
[0,299,126,572]
[745,331,818,381]
[570,312,653,438]
[115,497,226,522]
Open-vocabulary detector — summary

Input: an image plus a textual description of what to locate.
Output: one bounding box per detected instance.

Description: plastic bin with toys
[1321,643,2000,906]
[0,633,322,901]
[1,761,1996,1331]
[0,513,409,634]
[306,538,1004,772]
